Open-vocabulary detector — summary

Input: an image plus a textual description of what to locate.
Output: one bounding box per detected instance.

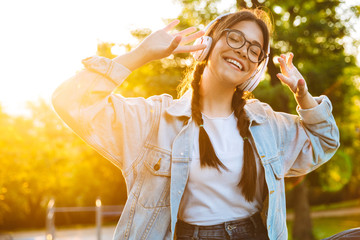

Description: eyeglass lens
[226,31,264,63]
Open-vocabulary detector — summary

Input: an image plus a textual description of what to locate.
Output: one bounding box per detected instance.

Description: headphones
[191,13,270,92]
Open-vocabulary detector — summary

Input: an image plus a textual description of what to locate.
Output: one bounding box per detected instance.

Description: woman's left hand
[276,53,308,99]
[277,52,318,109]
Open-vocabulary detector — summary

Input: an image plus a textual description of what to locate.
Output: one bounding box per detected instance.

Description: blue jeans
[175,212,269,240]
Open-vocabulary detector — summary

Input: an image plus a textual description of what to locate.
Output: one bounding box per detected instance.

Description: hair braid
[191,63,228,171]
[190,63,205,127]
[232,87,257,202]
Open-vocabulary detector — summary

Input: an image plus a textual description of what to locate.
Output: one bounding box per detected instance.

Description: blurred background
[0,0,359,239]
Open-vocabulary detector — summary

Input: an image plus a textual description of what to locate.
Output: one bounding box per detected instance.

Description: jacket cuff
[296,95,333,124]
[81,56,132,85]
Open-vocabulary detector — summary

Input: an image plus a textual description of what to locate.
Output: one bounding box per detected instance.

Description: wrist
[134,43,153,64]
[296,92,318,109]
[113,46,150,71]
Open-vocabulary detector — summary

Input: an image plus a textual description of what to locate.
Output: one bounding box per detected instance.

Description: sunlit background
[0,0,184,115]
[0,0,359,115]
[1,0,360,239]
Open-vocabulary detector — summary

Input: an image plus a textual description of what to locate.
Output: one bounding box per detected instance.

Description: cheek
[248,63,259,75]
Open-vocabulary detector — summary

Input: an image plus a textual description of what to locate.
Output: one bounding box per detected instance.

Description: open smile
[224,58,244,71]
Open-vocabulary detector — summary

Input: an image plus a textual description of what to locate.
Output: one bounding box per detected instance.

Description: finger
[287,52,294,68]
[168,35,183,52]
[278,57,290,76]
[277,73,297,92]
[175,27,197,37]
[180,30,205,45]
[174,44,207,54]
[296,79,307,98]
[276,73,291,84]
[163,19,180,32]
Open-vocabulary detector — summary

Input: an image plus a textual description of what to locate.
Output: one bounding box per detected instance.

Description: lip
[223,55,246,72]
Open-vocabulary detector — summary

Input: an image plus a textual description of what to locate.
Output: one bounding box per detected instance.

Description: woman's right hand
[113,20,206,71]
[137,19,207,62]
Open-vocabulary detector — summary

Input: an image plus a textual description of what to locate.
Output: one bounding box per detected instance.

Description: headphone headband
[191,13,270,92]
[203,13,232,32]
[191,13,231,62]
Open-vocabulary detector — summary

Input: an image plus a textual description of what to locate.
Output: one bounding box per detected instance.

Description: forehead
[229,20,264,46]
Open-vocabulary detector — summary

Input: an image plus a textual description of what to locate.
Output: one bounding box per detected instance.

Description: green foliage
[0,101,126,229]
[236,0,360,198]
[98,0,360,200]
[2,0,360,231]
[318,150,353,192]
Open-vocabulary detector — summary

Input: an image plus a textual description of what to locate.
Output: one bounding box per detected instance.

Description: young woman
[52,9,340,240]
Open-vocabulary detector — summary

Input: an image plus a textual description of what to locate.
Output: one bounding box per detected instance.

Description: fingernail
[82,56,93,64]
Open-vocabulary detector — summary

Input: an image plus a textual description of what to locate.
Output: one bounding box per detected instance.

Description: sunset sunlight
[1,1,360,239]
[0,0,183,115]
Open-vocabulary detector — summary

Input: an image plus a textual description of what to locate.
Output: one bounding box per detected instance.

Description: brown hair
[178,9,272,202]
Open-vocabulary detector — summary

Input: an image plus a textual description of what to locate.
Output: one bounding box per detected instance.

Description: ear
[192,36,213,61]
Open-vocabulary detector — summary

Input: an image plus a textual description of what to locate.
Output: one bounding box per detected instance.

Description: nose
[234,45,247,59]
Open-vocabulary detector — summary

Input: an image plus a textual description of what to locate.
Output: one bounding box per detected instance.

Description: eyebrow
[232,29,263,47]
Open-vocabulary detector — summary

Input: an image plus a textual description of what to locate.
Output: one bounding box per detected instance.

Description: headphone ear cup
[238,56,269,92]
[192,36,213,61]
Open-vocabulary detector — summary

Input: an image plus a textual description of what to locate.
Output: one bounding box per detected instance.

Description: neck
[200,66,235,118]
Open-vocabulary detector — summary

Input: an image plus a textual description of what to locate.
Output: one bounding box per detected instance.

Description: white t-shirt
[178,112,265,225]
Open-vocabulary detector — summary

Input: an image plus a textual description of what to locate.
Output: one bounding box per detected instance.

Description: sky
[0,0,359,116]
[0,0,188,115]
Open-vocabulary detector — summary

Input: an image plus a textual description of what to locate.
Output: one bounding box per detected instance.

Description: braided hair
[179,9,271,202]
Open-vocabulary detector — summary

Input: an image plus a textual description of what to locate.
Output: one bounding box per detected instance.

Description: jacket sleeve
[52,56,156,172]
[269,96,340,177]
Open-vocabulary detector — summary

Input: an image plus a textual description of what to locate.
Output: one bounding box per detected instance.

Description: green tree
[90,1,360,239]
[235,1,359,239]
[0,100,126,229]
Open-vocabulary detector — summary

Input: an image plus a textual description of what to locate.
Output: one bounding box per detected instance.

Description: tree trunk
[292,178,314,240]
[233,2,315,238]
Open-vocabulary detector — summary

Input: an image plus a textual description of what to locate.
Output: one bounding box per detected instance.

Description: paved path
[3,226,116,240]
[3,207,360,240]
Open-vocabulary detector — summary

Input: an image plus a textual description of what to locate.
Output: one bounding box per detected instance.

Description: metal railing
[46,198,123,240]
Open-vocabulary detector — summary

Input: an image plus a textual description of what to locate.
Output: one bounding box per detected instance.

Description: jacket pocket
[144,148,171,177]
[137,146,171,208]
[269,157,284,180]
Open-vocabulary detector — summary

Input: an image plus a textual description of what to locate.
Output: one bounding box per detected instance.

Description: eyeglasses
[222,29,268,63]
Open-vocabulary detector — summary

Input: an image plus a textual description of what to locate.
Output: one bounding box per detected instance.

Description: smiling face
[204,20,265,88]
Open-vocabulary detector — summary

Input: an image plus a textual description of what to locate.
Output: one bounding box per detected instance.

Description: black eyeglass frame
[222,28,269,63]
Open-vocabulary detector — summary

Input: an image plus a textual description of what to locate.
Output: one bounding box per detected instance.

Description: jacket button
[154,164,160,171]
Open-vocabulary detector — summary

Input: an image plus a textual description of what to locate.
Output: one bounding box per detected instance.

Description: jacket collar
[165,90,193,118]
[244,99,268,124]
[165,90,268,124]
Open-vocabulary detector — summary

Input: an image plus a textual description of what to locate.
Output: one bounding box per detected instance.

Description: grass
[287,215,360,240]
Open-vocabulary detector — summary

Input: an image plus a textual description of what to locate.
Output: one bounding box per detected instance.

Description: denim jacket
[52,56,340,240]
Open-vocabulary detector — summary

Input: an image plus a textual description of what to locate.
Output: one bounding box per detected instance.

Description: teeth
[225,58,243,70]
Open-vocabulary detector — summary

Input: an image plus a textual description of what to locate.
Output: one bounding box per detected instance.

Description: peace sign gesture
[137,19,207,62]
[113,20,206,71]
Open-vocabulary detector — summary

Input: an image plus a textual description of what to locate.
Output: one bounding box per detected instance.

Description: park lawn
[311,199,360,212]
[287,215,360,240]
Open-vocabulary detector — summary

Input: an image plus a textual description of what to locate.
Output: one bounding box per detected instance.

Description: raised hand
[137,20,207,62]
[276,53,308,99]
[277,53,318,109]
